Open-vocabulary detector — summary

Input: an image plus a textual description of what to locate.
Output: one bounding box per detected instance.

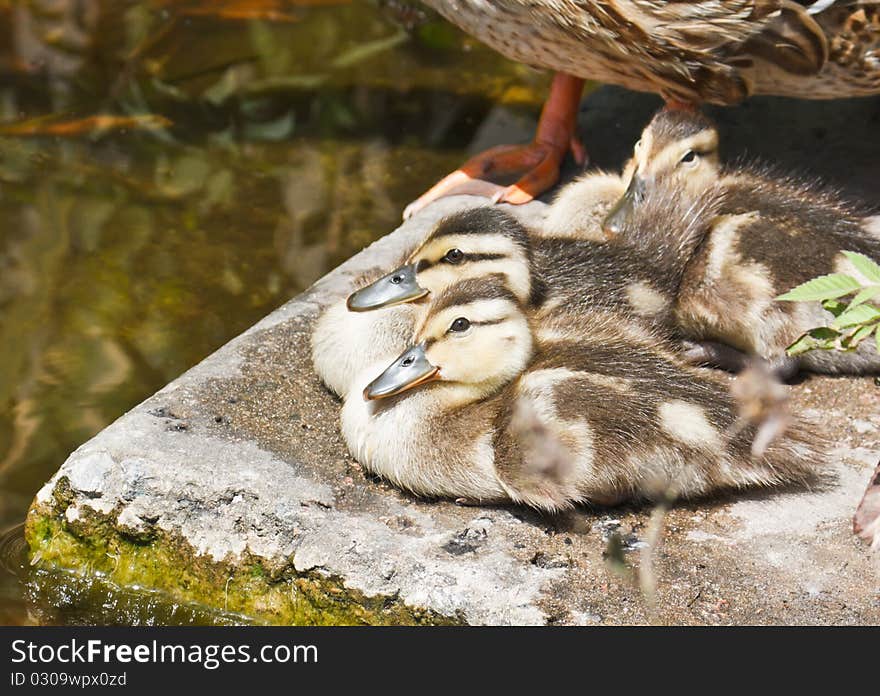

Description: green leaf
[831,303,880,329]
[785,327,841,356]
[841,251,880,284]
[821,299,847,317]
[776,273,862,302]
[847,285,880,308]
[853,324,877,343]
[844,324,876,349]
[843,324,876,350]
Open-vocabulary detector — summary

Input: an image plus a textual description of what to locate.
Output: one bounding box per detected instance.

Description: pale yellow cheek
[683,167,717,199]
[420,265,461,295]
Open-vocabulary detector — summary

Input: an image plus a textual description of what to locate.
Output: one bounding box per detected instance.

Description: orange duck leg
[403,73,586,220]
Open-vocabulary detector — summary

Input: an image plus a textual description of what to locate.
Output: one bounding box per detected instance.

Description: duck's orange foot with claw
[403,73,586,220]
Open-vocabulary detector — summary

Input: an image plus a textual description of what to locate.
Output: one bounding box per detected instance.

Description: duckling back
[531,235,681,333]
[492,309,827,511]
[674,173,880,374]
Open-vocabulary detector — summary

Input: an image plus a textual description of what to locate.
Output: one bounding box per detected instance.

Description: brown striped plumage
[424,1,880,103]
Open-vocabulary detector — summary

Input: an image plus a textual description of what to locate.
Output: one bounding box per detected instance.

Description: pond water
[0,0,553,624]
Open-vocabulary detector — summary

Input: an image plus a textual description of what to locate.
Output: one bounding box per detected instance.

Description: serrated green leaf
[786,335,814,356]
[831,303,880,329]
[847,285,880,308]
[841,251,880,284]
[776,273,862,302]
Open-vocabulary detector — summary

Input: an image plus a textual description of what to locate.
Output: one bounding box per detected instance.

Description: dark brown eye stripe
[416,252,508,272]
[423,317,506,347]
[462,253,507,263]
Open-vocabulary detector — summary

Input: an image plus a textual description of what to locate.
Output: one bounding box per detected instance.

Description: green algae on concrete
[26,499,456,626]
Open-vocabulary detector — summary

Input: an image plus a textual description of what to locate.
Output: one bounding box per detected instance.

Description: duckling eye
[449,317,471,333]
[680,150,698,165]
[443,248,464,264]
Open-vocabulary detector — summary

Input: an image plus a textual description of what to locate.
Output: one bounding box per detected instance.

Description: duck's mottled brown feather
[423,0,879,103]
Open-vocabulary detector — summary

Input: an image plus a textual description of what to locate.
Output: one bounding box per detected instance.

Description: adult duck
[403,1,880,218]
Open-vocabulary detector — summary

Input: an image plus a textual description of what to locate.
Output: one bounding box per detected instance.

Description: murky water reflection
[0,0,550,624]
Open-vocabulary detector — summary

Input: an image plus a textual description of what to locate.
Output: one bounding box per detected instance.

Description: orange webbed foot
[403,73,586,220]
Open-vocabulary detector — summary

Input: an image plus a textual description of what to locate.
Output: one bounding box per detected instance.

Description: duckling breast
[311,299,417,397]
[340,364,508,502]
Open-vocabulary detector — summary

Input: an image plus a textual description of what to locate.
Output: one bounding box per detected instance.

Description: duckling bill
[364,343,439,400]
[347,264,427,311]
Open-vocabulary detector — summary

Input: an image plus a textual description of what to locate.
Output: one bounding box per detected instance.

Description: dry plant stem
[638,496,672,623]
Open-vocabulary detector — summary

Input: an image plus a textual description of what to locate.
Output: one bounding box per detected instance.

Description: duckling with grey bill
[313,199,695,399]
[552,107,880,379]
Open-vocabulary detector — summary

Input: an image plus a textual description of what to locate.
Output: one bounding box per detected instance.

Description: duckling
[600,109,880,376]
[341,275,825,511]
[603,107,877,239]
[347,205,683,332]
[312,209,528,398]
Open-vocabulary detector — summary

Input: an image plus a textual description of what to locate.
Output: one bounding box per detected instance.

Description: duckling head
[603,109,720,237]
[347,207,533,312]
[363,275,534,401]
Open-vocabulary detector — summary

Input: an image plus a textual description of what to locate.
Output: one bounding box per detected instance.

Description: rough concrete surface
[26,88,880,625]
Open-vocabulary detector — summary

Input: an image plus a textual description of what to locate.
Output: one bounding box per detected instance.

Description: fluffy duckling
[314,205,682,396]
[601,109,880,376]
[603,107,879,240]
[349,206,681,329]
[341,275,825,511]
